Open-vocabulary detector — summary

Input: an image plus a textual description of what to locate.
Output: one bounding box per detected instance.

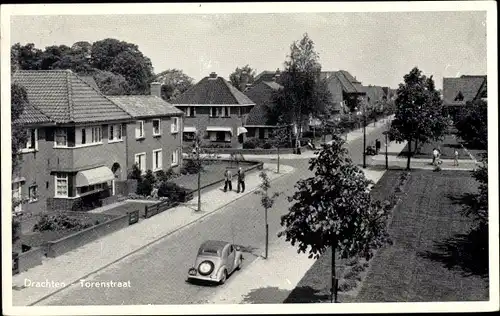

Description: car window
[199,248,220,256]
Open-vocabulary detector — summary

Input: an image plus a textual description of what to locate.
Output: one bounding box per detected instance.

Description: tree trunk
[265,207,269,259]
[197,149,201,212]
[331,243,338,303]
[406,138,412,170]
[277,146,280,173]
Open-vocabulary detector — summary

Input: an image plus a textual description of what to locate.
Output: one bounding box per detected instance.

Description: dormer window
[454,91,464,101]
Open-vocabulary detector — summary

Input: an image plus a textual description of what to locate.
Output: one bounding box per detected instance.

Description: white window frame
[91,126,102,143]
[22,128,38,152]
[222,106,230,117]
[135,120,145,139]
[109,124,123,143]
[171,117,179,134]
[134,152,147,174]
[55,173,69,198]
[186,106,196,117]
[152,119,162,136]
[54,128,68,148]
[153,149,163,171]
[210,107,218,117]
[28,184,38,203]
[171,149,179,167]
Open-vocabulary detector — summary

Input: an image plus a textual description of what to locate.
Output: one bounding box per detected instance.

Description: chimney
[209,72,218,79]
[240,71,249,91]
[150,82,162,98]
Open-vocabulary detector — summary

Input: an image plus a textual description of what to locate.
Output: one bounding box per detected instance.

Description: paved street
[36,120,392,306]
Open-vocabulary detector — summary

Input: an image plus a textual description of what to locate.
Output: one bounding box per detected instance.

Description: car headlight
[198,261,214,276]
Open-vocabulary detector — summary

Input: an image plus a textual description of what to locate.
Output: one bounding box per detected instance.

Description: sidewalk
[212,116,394,161]
[11,163,295,306]
[204,168,387,304]
[370,140,478,171]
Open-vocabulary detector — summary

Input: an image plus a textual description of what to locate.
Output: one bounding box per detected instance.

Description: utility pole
[384,131,389,170]
[362,98,367,169]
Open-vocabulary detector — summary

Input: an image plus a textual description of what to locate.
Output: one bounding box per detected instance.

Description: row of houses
[13,68,481,216]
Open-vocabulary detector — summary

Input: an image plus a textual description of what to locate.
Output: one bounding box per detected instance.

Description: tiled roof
[324,70,366,94]
[172,75,255,105]
[443,75,486,106]
[13,103,53,125]
[79,75,100,91]
[108,95,183,118]
[364,85,387,104]
[254,71,278,84]
[12,70,131,123]
[244,81,282,126]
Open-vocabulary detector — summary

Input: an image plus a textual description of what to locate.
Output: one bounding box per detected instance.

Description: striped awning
[75,166,114,187]
[206,126,233,135]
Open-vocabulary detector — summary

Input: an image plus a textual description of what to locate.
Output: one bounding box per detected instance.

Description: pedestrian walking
[223,168,233,192]
[432,148,439,165]
[454,149,459,166]
[236,167,245,193]
[375,139,381,154]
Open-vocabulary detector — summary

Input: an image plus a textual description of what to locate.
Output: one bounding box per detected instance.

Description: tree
[93,70,130,95]
[11,43,43,70]
[11,84,29,173]
[155,69,194,101]
[91,38,154,94]
[269,117,292,173]
[454,99,487,149]
[40,45,72,70]
[254,171,281,259]
[389,67,447,169]
[229,65,256,91]
[278,134,391,303]
[273,33,332,151]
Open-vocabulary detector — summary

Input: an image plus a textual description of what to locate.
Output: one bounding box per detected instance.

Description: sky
[9,10,487,90]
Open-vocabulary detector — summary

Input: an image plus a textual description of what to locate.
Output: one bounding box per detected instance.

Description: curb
[26,165,294,306]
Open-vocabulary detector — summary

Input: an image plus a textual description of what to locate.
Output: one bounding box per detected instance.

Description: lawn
[170,160,258,192]
[285,169,489,303]
[398,134,472,160]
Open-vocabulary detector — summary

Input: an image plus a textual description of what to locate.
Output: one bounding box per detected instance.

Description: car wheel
[219,270,227,285]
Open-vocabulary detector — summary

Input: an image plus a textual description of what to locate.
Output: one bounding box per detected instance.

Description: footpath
[11,163,295,306]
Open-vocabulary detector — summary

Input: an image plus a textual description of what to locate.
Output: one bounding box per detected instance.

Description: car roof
[200,240,230,251]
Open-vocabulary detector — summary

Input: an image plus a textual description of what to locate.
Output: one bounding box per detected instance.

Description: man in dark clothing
[236,167,245,193]
[223,168,232,192]
[375,139,381,154]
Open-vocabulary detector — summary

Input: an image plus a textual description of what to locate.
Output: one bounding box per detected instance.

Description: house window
[171,149,179,166]
[12,182,22,213]
[185,107,196,117]
[153,149,163,171]
[136,121,145,139]
[29,185,38,203]
[134,153,146,173]
[55,173,68,197]
[23,128,38,151]
[55,128,68,147]
[77,183,105,196]
[153,119,161,136]
[455,92,464,101]
[171,117,179,134]
[222,106,230,117]
[216,131,226,142]
[109,124,123,142]
[90,126,102,143]
[81,128,86,144]
[238,107,242,117]
[210,107,218,117]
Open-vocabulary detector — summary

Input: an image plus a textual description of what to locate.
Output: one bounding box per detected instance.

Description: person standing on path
[432,148,439,165]
[454,149,459,166]
[223,168,233,192]
[236,167,245,193]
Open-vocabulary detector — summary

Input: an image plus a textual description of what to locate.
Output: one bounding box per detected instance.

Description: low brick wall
[16,247,44,273]
[46,214,129,258]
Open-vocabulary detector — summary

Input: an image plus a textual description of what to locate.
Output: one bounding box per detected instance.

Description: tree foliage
[229,65,256,91]
[271,33,333,143]
[93,70,130,95]
[390,67,448,169]
[454,99,487,149]
[11,83,29,173]
[155,69,194,101]
[278,134,391,260]
[11,43,43,70]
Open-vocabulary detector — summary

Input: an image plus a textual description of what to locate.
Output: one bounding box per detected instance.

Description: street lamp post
[362,100,367,169]
[383,131,389,170]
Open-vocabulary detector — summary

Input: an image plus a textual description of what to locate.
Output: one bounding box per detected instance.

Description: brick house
[243,79,284,140]
[172,72,256,148]
[442,75,487,117]
[321,70,367,114]
[12,70,132,213]
[108,83,184,175]
[363,85,388,111]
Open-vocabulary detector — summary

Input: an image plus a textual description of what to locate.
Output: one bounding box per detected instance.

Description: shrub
[156,168,174,183]
[158,182,190,202]
[338,279,357,292]
[243,139,258,149]
[352,264,365,273]
[345,256,359,266]
[181,159,203,174]
[128,164,143,181]
[12,219,21,243]
[136,170,155,196]
[262,142,273,149]
[363,262,370,268]
[343,270,357,280]
[32,213,94,232]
